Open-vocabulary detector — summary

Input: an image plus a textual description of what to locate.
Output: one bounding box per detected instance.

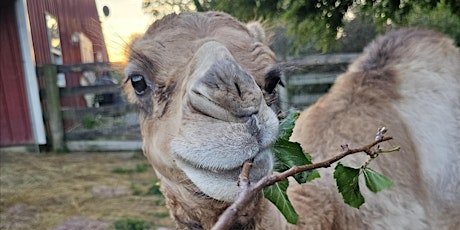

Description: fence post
[42,64,65,151]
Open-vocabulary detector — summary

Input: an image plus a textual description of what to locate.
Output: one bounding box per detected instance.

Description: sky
[95,0,155,62]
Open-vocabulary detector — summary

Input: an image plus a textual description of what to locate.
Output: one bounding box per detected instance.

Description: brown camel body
[125,11,460,229]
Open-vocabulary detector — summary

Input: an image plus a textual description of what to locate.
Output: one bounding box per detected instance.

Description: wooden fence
[36,62,140,152]
[279,53,359,110]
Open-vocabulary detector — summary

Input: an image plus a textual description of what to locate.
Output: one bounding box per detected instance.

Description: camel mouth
[169,98,278,201]
[173,147,273,202]
[170,112,274,170]
[169,103,278,202]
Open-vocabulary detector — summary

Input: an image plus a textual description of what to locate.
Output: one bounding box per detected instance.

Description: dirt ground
[0,151,174,230]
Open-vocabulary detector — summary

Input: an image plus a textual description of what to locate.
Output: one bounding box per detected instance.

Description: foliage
[82,115,100,129]
[338,15,377,53]
[402,1,460,46]
[264,110,392,223]
[142,0,460,52]
[266,111,321,223]
[146,179,163,195]
[363,168,393,193]
[112,163,151,174]
[263,179,298,224]
[130,179,163,196]
[263,111,320,224]
[333,163,364,208]
[131,182,145,196]
[114,218,152,230]
[334,163,392,208]
[272,111,320,184]
[142,0,196,18]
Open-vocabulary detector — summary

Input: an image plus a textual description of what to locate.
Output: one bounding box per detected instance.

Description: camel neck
[159,176,286,229]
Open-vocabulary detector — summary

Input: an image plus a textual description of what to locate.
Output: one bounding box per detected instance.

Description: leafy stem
[212,111,399,230]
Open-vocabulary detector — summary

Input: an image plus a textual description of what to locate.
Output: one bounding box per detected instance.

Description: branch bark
[211,136,393,230]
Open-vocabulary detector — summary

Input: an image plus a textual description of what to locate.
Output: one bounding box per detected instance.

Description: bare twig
[213,159,257,230]
[375,127,388,141]
[362,144,401,169]
[212,136,394,230]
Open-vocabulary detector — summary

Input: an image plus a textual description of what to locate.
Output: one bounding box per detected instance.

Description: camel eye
[130,74,148,95]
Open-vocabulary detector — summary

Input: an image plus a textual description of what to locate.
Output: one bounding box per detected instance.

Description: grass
[82,115,101,129]
[0,151,173,229]
[114,218,152,230]
[112,163,151,174]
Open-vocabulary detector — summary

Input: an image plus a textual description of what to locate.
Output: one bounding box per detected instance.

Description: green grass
[82,115,100,129]
[146,179,161,195]
[130,179,162,196]
[112,163,151,174]
[153,212,170,218]
[113,218,152,230]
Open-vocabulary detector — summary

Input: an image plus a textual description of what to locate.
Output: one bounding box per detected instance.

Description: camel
[124,11,460,229]
[289,28,460,229]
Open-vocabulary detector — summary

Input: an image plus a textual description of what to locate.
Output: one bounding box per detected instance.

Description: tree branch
[212,136,393,230]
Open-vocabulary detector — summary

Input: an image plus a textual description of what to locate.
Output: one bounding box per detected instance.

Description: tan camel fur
[125,11,460,229]
[290,28,460,229]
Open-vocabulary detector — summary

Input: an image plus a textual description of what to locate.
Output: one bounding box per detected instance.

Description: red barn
[0,0,109,150]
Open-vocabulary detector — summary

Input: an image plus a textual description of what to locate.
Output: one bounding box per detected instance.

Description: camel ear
[247,22,266,43]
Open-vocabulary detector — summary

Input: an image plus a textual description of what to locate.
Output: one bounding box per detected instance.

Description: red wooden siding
[27,0,109,65]
[27,0,109,109]
[1,0,110,146]
[0,2,34,146]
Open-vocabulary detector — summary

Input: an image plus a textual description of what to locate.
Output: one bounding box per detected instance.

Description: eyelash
[265,69,284,94]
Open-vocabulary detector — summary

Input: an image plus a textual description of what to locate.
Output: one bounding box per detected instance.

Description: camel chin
[170,102,278,202]
[174,147,274,202]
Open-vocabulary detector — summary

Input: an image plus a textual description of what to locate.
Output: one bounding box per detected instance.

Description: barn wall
[0,2,34,146]
[27,0,109,65]
[27,0,109,109]
[1,0,109,147]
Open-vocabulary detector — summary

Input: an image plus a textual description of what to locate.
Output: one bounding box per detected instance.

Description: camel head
[125,12,280,202]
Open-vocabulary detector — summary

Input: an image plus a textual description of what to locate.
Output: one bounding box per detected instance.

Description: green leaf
[363,168,393,193]
[272,110,319,184]
[264,110,319,224]
[277,111,299,140]
[334,162,365,208]
[263,180,298,224]
[273,139,320,184]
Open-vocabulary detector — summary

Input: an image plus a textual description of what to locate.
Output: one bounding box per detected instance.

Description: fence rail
[279,53,359,110]
[37,62,138,152]
[61,104,134,120]
[59,84,122,97]
[56,62,113,74]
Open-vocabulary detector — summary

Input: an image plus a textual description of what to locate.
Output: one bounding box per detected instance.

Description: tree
[143,0,460,52]
[403,1,460,46]
[142,0,197,18]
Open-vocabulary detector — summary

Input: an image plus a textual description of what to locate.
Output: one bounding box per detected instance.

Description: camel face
[125,12,279,202]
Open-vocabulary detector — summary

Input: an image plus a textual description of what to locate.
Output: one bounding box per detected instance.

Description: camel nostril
[234,82,242,97]
[188,45,265,122]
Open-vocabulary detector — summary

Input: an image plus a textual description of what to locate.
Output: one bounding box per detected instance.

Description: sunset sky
[95,0,155,62]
